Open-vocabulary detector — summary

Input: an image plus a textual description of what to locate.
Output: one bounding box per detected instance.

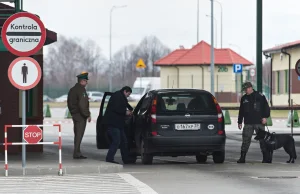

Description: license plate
[175,124,201,130]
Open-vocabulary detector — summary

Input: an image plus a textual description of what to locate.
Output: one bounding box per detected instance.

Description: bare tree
[44,35,107,97]
[134,36,171,76]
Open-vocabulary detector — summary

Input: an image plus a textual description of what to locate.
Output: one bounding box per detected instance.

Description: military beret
[76,71,89,80]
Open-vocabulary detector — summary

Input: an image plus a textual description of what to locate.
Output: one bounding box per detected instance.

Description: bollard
[287,110,300,128]
[223,110,231,125]
[64,107,72,119]
[266,116,273,126]
[43,104,51,118]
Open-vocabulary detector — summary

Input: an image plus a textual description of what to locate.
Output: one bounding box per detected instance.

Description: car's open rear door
[96,92,112,149]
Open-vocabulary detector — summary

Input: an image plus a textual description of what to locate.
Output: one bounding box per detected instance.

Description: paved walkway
[0,173,158,194]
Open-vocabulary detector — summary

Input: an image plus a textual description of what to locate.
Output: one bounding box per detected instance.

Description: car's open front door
[96,92,112,149]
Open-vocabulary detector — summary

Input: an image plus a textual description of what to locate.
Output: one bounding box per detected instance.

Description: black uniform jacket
[238,90,270,125]
[102,90,133,129]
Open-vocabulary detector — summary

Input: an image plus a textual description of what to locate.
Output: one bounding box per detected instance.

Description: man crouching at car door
[102,86,135,164]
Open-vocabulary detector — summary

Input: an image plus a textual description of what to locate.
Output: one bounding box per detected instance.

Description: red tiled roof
[263,40,300,53]
[155,49,188,65]
[154,40,253,66]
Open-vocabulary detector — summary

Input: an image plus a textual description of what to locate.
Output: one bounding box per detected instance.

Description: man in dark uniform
[102,86,134,164]
[237,81,271,163]
[67,72,91,159]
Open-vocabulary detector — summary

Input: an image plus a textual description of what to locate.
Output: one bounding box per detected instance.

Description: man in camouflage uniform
[237,81,271,163]
[67,72,91,159]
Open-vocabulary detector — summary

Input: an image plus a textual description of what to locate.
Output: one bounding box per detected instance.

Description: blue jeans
[106,127,129,162]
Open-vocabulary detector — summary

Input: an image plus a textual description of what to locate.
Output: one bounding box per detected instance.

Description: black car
[96,89,226,165]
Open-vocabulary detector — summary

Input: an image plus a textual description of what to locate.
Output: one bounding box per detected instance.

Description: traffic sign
[1,12,46,57]
[250,69,255,77]
[233,64,243,73]
[296,59,300,76]
[8,57,42,90]
[136,58,146,69]
[23,125,42,144]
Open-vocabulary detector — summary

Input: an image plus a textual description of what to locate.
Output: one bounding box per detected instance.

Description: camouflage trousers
[241,124,266,153]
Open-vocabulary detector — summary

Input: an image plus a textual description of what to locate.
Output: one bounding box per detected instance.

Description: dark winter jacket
[102,90,133,129]
[238,90,270,125]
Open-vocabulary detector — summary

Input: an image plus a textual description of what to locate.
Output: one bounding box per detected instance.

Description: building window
[285,70,288,94]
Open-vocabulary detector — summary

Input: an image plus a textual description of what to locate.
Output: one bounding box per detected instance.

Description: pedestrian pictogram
[136,58,146,69]
[1,12,46,57]
[8,57,42,90]
[23,125,43,144]
[22,63,28,83]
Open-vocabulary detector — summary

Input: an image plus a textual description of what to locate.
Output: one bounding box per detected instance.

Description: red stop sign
[23,126,43,144]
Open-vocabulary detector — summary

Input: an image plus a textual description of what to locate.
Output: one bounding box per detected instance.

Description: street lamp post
[214,0,223,48]
[210,0,215,96]
[206,14,217,48]
[197,0,199,43]
[109,5,127,92]
[229,43,243,102]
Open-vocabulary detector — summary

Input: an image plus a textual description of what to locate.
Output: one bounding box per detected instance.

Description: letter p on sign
[233,64,243,73]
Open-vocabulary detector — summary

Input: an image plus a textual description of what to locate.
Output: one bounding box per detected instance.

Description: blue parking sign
[298,76,300,81]
[233,64,243,73]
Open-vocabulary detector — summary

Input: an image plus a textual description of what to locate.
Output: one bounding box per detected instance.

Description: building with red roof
[154,40,253,103]
[263,40,300,106]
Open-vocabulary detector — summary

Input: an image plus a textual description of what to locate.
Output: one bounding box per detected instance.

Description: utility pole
[210,0,215,96]
[256,0,262,93]
[197,0,199,43]
[109,5,127,92]
[215,0,223,48]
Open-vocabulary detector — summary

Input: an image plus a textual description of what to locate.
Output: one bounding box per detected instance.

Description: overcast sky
[14,0,300,63]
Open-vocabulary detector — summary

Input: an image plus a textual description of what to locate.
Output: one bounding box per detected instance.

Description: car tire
[140,140,153,165]
[213,150,225,164]
[196,154,207,163]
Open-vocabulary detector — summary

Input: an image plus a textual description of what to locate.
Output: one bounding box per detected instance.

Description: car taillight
[213,96,223,123]
[151,97,157,124]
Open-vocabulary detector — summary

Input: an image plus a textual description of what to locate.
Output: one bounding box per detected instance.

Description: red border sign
[1,12,46,57]
[8,57,42,90]
[296,59,300,77]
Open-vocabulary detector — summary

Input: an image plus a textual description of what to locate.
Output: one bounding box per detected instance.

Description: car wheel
[140,140,153,165]
[196,154,207,163]
[213,150,225,164]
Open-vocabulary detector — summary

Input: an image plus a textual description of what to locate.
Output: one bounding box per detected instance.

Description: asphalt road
[38,122,300,194]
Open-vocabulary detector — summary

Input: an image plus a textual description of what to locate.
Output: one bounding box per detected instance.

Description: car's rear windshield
[156,91,217,114]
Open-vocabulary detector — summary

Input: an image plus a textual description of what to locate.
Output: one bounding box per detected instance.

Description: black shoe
[106,160,120,164]
[237,151,246,163]
[73,155,87,159]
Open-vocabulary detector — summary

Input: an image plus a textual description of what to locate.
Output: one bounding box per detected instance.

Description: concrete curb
[0,163,123,176]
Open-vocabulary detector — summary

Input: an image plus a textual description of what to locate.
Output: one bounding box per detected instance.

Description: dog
[254,129,297,163]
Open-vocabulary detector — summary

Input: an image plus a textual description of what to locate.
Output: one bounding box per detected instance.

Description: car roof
[150,88,212,94]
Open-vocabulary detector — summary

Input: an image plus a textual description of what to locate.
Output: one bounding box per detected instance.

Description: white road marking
[118,173,158,194]
[0,173,157,193]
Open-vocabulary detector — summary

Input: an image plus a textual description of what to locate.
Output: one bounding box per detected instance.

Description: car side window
[138,93,153,115]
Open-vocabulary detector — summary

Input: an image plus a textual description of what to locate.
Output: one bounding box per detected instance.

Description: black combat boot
[237,151,246,163]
